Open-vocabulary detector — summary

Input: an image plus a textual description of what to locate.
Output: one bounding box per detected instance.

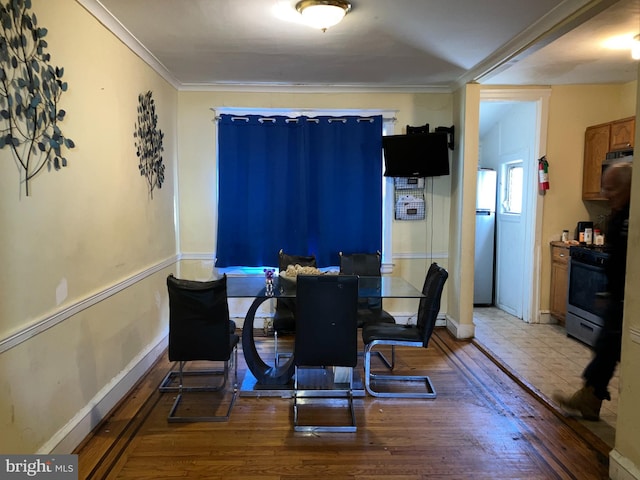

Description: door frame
[479,88,551,323]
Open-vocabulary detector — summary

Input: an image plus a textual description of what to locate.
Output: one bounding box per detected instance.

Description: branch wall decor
[133,90,164,198]
[0,0,75,196]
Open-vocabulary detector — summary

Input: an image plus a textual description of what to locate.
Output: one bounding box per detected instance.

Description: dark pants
[583,301,623,401]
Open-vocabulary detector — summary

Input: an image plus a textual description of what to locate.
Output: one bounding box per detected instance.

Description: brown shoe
[553,386,602,421]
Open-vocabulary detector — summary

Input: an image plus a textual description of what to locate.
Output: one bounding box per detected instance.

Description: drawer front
[552,246,569,264]
[566,312,601,347]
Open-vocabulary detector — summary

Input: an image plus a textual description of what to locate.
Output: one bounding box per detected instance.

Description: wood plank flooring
[74,328,611,479]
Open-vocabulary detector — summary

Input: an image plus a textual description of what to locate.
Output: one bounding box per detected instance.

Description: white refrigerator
[474,169,497,305]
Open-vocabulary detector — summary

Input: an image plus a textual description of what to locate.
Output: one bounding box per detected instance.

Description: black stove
[566,245,609,347]
[569,245,610,266]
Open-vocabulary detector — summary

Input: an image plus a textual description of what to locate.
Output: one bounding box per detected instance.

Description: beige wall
[539,83,636,316]
[611,65,640,479]
[0,0,177,453]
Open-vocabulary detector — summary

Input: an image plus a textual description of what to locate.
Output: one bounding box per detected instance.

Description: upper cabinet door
[582,123,610,200]
[609,117,635,151]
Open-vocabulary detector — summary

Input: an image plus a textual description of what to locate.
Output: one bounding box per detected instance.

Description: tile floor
[472,307,618,448]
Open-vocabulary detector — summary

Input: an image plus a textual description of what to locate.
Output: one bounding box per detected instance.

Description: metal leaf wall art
[133,91,165,199]
[0,0,75,196]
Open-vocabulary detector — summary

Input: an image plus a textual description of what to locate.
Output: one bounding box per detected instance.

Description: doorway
[477,89,550,323]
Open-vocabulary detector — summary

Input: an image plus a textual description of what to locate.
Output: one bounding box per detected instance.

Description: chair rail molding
[392,251,449,260]
[0,255,179,354]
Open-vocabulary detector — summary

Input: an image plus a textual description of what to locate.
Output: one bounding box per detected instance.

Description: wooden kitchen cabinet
[582,116,635,200]
[610,117,635,150]
[550,242,569,324]
[582,123,610,200]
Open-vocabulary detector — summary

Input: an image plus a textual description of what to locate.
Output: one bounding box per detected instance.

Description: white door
[494,154,527,318]
[479,90,550,324]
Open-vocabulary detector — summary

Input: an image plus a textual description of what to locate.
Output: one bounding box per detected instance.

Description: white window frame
[501,160,524,215]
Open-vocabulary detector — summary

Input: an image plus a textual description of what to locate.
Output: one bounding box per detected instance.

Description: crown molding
[178,82,453,94]
[77,0,456,94]
[457,0,619,88]
[76,0,181,89]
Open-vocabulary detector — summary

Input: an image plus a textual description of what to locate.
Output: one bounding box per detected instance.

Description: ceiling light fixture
[295,0,352,32]
[632,34,640,60]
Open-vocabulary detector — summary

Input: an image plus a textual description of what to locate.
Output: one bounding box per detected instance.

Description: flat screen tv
[382,132,450,177]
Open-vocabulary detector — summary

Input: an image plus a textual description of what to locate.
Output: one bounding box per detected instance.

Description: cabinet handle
[559,253,565,257]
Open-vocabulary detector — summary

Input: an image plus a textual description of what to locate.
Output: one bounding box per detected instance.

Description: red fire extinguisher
[538,156,549,192]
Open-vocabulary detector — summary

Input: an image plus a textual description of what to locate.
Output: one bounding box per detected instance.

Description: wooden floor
[74,328,611,479]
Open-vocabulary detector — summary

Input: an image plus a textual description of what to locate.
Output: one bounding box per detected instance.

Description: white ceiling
[81,0,640,91]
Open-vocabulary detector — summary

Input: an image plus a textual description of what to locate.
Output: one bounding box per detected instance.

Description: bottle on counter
[594,229,605,246]
[584,227,593,245]
[561,230,569,242]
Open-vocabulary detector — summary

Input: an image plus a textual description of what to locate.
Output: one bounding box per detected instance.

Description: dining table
[226,274,425,396]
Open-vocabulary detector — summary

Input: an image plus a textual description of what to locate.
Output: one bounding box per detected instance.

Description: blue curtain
[217,114,382,267]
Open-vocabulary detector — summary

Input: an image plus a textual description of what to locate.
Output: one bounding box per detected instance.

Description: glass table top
[225,275,423,299]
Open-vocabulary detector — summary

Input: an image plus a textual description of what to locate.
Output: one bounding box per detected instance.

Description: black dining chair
[339,251,396,369]
[362,263,448,398]
[273,249,316,364]
[293,274,359,432]
[162,274,239,422]
[339,251,395,327]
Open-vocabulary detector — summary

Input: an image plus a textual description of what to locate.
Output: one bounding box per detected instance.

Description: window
[216,112,387,268]
[502,161,523,214]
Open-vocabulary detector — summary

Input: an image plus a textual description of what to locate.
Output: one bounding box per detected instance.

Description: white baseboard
[536,310,554,324]
[445,314,475,339]
[610,450,640,480]
[41,335,168,454]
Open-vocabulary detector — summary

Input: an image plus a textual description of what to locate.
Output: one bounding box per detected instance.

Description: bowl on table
[279,265,337,285]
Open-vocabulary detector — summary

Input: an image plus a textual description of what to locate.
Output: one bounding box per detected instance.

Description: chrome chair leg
[374,345,395,370]
[293,366,357,433]
[168,346,238,422]
[159,361,228,392]
[364,340,436,398]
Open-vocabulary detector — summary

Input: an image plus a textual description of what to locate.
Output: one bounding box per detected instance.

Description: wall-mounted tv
[382,132,450,177]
